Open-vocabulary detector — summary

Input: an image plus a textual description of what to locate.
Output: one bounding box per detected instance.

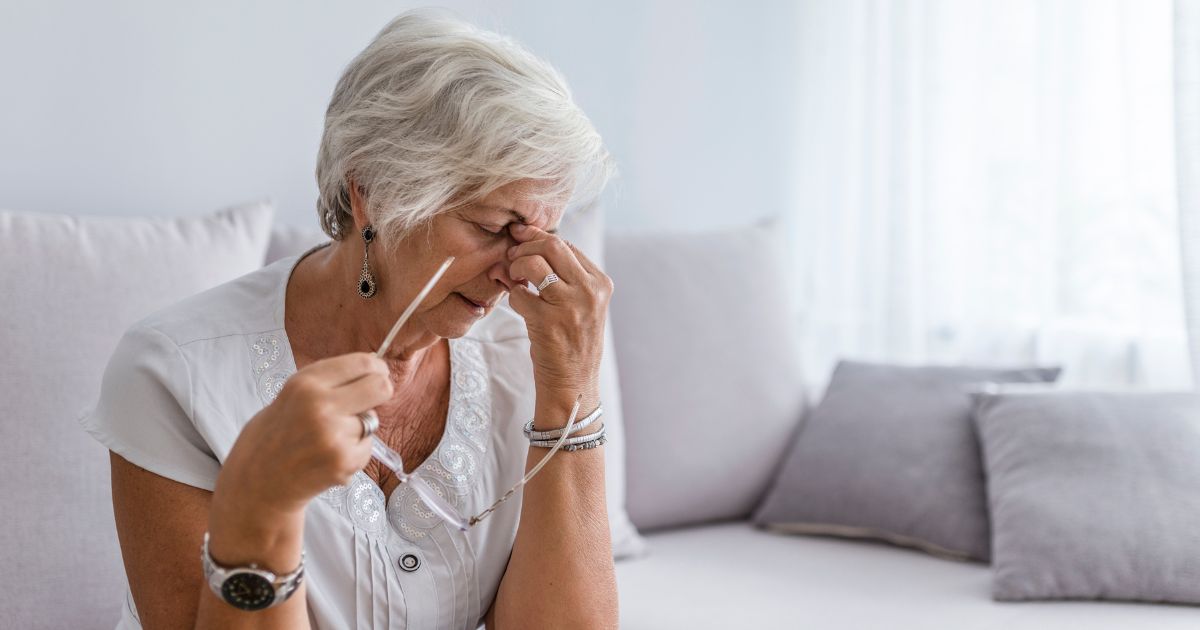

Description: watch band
[201,531,306,611]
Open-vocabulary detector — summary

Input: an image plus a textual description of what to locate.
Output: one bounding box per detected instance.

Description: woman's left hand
[504,222,611,424]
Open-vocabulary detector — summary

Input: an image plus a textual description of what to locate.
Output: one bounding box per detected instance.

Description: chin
[433,317,477,339]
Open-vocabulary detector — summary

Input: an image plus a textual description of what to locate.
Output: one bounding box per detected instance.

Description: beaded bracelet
[529,424,607,450]
[523,404,603,441]
[561,433,607,452]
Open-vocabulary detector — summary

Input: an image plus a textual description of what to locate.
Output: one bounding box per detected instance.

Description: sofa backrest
[2,200,804,627]
[0,200,653,628]
[0,203,274,629]
[605,217,809,531]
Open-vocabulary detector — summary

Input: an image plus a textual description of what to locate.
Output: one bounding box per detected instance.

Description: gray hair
[315,9,614,242]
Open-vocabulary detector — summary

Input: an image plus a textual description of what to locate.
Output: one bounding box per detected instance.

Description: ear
[347,175,369,230]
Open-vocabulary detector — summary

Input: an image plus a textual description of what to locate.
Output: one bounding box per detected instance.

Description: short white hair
[315,9,614,241]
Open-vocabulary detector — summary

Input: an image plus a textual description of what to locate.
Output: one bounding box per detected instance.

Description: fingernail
[507,245,517,258]
[513,223,530,233]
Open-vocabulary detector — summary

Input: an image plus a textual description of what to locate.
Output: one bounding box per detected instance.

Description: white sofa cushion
[615,522,1200,629]
[605,218,807,531]
[265,222,328,265]
[0,202,274,629]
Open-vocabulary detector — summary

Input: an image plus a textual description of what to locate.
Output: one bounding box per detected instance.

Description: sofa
[2,201,1196,629]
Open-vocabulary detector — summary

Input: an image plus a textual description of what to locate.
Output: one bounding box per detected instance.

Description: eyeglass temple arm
[370,434,411,481]
[467,393,583,527]
[362,256,455,477]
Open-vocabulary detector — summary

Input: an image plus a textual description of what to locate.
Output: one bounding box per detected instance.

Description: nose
[487,244,518,292]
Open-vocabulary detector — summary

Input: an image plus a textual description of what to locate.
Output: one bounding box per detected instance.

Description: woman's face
[377,179,564,339]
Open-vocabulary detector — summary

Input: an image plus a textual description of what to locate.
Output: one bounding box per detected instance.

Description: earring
[358,225,378,299]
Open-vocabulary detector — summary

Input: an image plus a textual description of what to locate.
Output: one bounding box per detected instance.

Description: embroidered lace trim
[249,332,492,544]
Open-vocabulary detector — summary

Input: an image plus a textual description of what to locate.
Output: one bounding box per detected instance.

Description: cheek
[455,239,510,270]
[443,256,506,289]
[428,222,511,278]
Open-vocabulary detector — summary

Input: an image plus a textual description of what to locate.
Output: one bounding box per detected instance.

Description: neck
[287,239,443,382]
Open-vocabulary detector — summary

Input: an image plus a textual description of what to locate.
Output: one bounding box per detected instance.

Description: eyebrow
[487,206,558,234]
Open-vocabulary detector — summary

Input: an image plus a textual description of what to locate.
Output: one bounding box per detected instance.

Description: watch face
[221,572,275,611]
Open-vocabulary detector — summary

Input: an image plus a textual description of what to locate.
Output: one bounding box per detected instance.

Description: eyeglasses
[357,256,583,531]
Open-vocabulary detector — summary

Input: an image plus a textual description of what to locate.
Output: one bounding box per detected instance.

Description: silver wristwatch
[201,531,305,611]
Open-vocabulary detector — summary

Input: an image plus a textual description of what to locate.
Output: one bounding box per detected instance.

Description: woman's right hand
[215,352,394,518]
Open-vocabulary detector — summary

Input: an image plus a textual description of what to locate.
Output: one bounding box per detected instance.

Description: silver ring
[536,273,560,292]
[358,411,379,440]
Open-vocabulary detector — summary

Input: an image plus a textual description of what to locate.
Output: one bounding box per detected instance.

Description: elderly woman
[84,10,618,629]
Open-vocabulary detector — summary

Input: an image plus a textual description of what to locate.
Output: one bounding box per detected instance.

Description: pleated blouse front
[82,244,537,629]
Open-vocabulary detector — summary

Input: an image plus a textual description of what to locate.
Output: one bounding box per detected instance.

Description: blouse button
[398,553,421,573]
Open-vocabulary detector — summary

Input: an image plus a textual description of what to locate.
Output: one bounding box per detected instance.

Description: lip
[455,293,492,310]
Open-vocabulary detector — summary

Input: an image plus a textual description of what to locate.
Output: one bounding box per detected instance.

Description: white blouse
[80,242,537,629]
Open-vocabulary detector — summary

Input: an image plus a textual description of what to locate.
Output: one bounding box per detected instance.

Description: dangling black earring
[358,225,378,299]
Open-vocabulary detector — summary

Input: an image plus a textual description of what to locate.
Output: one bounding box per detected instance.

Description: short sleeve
[79,323,220,491]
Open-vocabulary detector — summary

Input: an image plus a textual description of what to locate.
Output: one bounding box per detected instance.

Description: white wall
[0,0,799,233]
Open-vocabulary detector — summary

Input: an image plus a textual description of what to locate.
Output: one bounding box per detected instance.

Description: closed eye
[475,223,506,236]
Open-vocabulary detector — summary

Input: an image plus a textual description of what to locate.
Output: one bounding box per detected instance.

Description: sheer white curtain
[788,0,1191,393]
[1177,0,1200,389]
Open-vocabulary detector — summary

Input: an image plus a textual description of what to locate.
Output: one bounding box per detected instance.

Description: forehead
[473,180,566,229]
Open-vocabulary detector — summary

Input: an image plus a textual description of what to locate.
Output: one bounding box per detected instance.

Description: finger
[505,278,546,317]
[507,221,543,243]
[561,240,603,276]
[506,232,587,284]
[326,414,376,470]
[300,352,389,387]
[326,370,394,416]
[510,256,574,305]
[508,254,559,289]
[561,241,613,302]
[328,412,376,445]
[351,435,374,470]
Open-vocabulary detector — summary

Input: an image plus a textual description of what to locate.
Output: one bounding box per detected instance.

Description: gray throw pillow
[753,360,1061,561]
[973,390,1200,604]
